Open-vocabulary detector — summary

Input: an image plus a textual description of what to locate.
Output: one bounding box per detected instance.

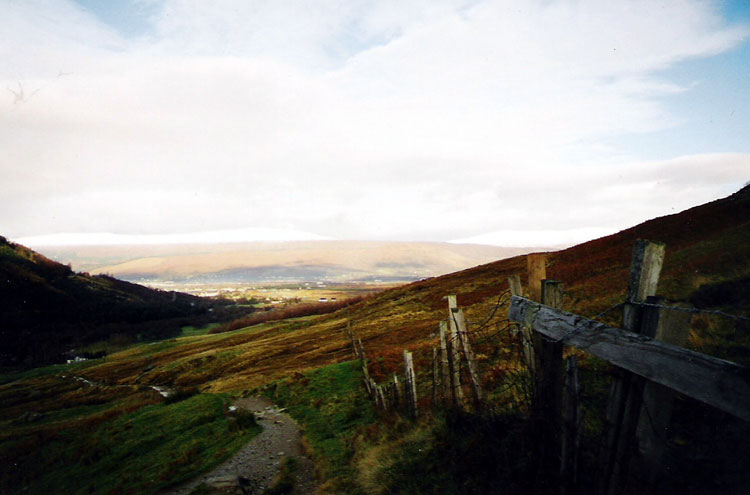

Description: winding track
[160,396,317,495]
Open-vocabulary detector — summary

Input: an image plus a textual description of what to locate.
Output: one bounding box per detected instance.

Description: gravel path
[160,396,317,495]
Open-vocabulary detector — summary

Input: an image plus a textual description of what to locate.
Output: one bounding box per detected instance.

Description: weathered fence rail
[508,240,750,495]
[509,296,750,421]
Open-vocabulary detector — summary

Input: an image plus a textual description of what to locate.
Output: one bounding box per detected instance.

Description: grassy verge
[0,360,100,385]
[180,323,221,338]
[264,360,377,494]
[215,296,367,333]
[358,408,569,495]
[1,392,260,495]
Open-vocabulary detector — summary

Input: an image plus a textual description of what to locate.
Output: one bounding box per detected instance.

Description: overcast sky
[2,0,749,247]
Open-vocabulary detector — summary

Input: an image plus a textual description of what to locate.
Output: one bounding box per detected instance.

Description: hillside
[44,185,747,394]
[32,241,545,285]
[0,237,215,367]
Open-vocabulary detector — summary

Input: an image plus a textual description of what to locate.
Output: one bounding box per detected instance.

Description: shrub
[229,409,258,432]
[164,387,200,404]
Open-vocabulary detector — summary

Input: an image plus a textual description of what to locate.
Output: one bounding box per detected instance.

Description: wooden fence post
[392,374,402,411]
[378,385,389,412]
[432,347,440,405]
[508,274,523,298]
[358,337,375,400]
[533,280,565,478]
[527,256,548,382]
[630,297,693,491]
[373,382,382,409]
[527,253,547,302]
[623,242,665,332]
[404,350,418,419]
[536,280,564,421]
[348,320,358,359]
[509,275,535,373]
[561,355,583,492]
[439,321,451,402]
[447,296,465,407]
[601,240,665,495]
[357,338,366,363]
[453,307,484,408]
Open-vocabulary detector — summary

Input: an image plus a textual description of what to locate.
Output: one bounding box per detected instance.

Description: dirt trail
[160,396,316,495]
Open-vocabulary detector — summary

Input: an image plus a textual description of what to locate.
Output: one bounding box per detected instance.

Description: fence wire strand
[632,301,750,322]
[591,302,625,321]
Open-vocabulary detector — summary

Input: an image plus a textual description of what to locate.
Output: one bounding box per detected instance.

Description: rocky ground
[160,396,317,495]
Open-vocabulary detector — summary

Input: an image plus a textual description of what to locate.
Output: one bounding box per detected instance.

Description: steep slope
[0,237,212,366]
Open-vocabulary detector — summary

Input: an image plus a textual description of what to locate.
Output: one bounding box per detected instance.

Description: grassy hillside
[0,236,218,367]
[2,186,748,494]
[0,366,260,495]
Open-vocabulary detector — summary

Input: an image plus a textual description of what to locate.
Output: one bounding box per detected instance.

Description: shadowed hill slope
[0,237,213,366]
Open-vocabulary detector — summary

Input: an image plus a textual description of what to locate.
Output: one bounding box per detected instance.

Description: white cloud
[0,0,748,245]
[14,227,332,247]
[451,227,617,248]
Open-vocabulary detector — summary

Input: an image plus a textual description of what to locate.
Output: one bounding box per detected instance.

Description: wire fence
[355,284,750,414]
[350,266,750,417]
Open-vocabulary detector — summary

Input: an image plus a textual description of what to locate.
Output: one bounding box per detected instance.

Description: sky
[2,0,749,248]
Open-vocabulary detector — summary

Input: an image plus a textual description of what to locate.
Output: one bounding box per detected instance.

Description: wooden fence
[347,323,419,418]
[509,240,750,494]
[347,239,749,494]
[347,292,489,419]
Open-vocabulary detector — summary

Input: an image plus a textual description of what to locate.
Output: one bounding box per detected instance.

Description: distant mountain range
[29,241,549,285]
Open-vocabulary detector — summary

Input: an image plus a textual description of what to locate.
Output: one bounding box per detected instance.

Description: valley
[4,4,747,495]
[149,281,396,305]
[1,186,749,495]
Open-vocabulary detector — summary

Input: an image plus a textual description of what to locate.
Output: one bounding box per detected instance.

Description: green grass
[368,409,560,495]
[180,323,221,337]
[0,243,29,262]
[280,315,320,332]
[34,402,114,424]
[76,324,224,358]
[78,340,134,356]
[79,328,207,360]
[0,360,99,386]
[1,393,261,495]
[127,339,180,357]
[265,360,377,493]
